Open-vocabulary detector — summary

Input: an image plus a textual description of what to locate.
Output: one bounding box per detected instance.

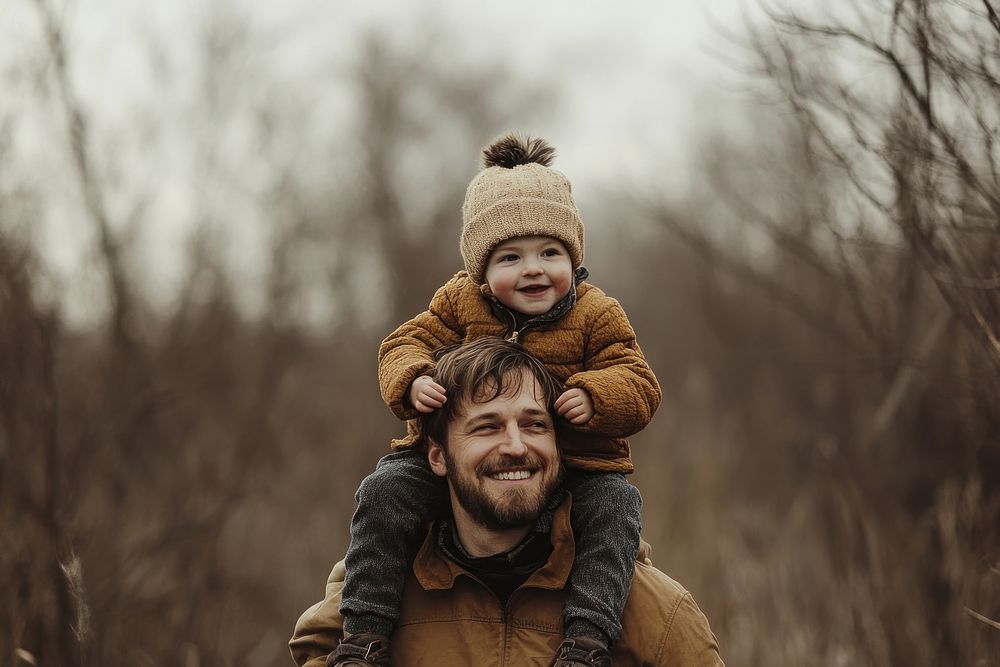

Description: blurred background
[2,0,998,665]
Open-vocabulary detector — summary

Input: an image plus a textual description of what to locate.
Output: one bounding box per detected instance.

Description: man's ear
[427,438,448,478]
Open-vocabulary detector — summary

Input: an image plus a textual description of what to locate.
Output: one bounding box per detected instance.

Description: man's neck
[437,515,555,609]
[451,511,532,557]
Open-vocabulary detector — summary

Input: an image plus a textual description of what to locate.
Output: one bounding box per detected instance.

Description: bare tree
[3,7,562,666]
[635,1,999,664]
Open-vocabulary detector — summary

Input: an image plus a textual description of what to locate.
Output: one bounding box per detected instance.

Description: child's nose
[521,258,543,275]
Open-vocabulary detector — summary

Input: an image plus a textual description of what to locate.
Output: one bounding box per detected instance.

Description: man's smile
[478,456,544,484]
[488,469,535,482]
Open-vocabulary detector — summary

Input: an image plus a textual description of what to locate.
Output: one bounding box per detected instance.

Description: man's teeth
[491,470,532,481]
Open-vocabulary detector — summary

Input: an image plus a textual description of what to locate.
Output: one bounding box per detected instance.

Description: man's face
[428,369,562,530]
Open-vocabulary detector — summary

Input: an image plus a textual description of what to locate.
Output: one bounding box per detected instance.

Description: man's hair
[421,337,563,447]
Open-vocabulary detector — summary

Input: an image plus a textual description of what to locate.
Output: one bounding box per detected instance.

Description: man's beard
[444,451,563,530]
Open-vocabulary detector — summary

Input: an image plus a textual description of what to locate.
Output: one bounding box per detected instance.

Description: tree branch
[965,606,1000,631]
[31,0,138,353]
[983,0,1000,35]
[772,13,1000,216]
[649,201,868,352]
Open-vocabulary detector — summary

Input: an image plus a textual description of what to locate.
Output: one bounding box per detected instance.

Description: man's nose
[498,422,528,456]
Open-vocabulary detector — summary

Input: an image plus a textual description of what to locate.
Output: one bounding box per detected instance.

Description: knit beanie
[461,133,584,284]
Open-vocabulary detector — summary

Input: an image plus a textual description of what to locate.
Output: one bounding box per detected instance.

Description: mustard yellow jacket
[290,500,724,667]
[378,271,661,473]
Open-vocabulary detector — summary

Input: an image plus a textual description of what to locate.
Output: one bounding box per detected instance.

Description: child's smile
[518,284,551,296]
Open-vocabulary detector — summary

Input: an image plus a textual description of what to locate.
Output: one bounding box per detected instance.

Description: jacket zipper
[456,573,515,664]
[501,588,518,665]
[495,301,543,345]
[453,570,559,664]
[497,304,519,343]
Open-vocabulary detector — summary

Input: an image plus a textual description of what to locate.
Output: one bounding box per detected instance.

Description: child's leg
[562,470,642,647]
[340,448,447,637]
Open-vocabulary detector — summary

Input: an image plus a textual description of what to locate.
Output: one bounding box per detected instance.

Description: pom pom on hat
[482,133,556,169]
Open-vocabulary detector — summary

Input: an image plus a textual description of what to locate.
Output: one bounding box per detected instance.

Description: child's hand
[409,375,447,413]
[554,388,594,425]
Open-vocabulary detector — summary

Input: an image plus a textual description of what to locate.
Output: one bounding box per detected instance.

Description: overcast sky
[44,0,762,180]
[2,0,768,322]
[299,0,763,186]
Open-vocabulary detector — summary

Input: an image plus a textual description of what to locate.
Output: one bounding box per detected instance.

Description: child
[332,133,661,666]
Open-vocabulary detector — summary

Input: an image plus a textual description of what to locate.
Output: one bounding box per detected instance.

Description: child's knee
[355,465,405,505]
[568,473,642,522]
[600,475,642,522]
[612,475,642,512]
[576,472,640,502]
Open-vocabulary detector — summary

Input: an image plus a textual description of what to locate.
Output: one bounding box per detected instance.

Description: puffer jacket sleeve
[563,298,661,438]
[378,274,466,421]
[288,560,346,667]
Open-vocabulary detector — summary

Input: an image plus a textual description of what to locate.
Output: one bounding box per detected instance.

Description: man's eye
[525,421,551,430]
[474,424,499,432]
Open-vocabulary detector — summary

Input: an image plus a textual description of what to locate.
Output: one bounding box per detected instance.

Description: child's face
[484,236,573,316]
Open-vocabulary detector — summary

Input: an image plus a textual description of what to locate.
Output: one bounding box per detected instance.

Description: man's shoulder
[629,557,692,617]
[620,560,724,665]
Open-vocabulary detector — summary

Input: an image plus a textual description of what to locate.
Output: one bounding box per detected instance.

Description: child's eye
[497,254,519,263]
[542,248,561,257]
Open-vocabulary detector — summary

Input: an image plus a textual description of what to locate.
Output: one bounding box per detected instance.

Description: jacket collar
[413,494,576,593]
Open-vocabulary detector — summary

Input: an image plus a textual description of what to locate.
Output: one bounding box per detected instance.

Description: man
[290,338,723,666]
